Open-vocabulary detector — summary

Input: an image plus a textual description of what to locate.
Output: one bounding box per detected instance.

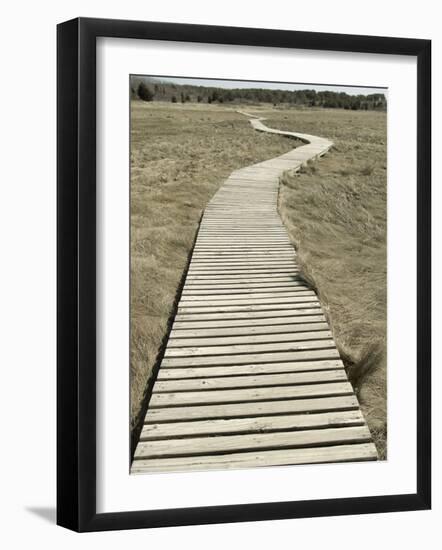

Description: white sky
[144,75,386,96]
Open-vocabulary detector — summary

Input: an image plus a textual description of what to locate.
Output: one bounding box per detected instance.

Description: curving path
[132,113,377,473]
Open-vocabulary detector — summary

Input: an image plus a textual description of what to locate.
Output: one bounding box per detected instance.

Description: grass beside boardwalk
[130,101,294,452]
[260,107,387,458]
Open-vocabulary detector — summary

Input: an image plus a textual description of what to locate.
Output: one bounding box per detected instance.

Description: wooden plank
[195,238,290,242]
[197,229,287,232]
[193,253,295,257]
[195,245,292,248]
[189,259,297,266]
[198,225,286,228]
[201,220,281,223]
[200,219,283,222]
[134,425,372,459]
[193,247,294,252]
[204,206,279,209]
[161,349,340,367]
[187,267,297,275]
[181,288,311,296]
[197,236,287,239]
[199,231,286,234]
[196,236,287,239]
[198,226,286,230]
[184,279,304,286]
[172,315,326,329]
[198,233,290,237]
[170,322,329,338]
[177,302,320,315]
[157,360,344,379]
[203,219,281,222]
[179,296,316,307]
[184,277,305,285]
[179,294,315,305]
[164,339,334,358]
[182,281,309,290]
[198,230,287,234]
[195,241,292,246]
[192,248,294,252]
[193,249,293,254]
[205,201,279,204]
[186,274,301,280]
[181,290,312,298]
[186,274,301,282]
[195,242,291,246]
[175,308,322,321]
[154,369,346,392]
[198,231,287,235]
[199,228,285,231]
[183,275,309,293]
[193,246,293,251]
[168,330,331,347]
[140,410,365,440]
[178,301,318,312]
[189,257,295,262]
[196,236,289,239]
[201,215,281,218]
[149,382,353,408]
[187,264,298,271]
[131,443,377,473]
[145,394,360,422]
[191,254,296,260]
[191,266,298,269]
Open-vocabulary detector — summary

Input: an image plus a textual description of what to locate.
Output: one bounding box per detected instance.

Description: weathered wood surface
[132,113,377,473]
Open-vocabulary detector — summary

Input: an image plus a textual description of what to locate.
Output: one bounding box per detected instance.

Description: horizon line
[131,74,387,97]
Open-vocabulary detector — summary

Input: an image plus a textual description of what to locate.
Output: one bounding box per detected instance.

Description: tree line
[131,79,386,111]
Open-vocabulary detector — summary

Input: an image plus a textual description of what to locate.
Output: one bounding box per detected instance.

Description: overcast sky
[147,76,386,96]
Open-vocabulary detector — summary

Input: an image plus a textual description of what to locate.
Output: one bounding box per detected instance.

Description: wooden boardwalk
[132,114,378,474]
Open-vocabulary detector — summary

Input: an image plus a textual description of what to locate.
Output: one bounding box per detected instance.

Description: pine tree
[137,82,154,101]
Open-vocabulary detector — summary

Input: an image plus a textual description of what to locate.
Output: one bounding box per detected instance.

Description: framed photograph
[57,17,431,531]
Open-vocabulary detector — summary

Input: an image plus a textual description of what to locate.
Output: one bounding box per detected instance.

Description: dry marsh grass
[259,107,387,458]
[130,101,294,453]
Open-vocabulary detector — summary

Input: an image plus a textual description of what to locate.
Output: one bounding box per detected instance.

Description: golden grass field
[130,100,387,458]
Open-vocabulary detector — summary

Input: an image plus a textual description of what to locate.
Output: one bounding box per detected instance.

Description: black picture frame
[57,17,431,532]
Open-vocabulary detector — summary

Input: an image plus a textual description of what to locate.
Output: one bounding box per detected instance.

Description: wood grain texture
[134,426,372,459]
[153,369,347,391]
[140,410,365,440]
[131,444,378,473]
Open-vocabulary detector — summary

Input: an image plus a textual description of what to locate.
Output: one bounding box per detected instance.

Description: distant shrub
[137,82,154,102]
[171,96,177,103]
